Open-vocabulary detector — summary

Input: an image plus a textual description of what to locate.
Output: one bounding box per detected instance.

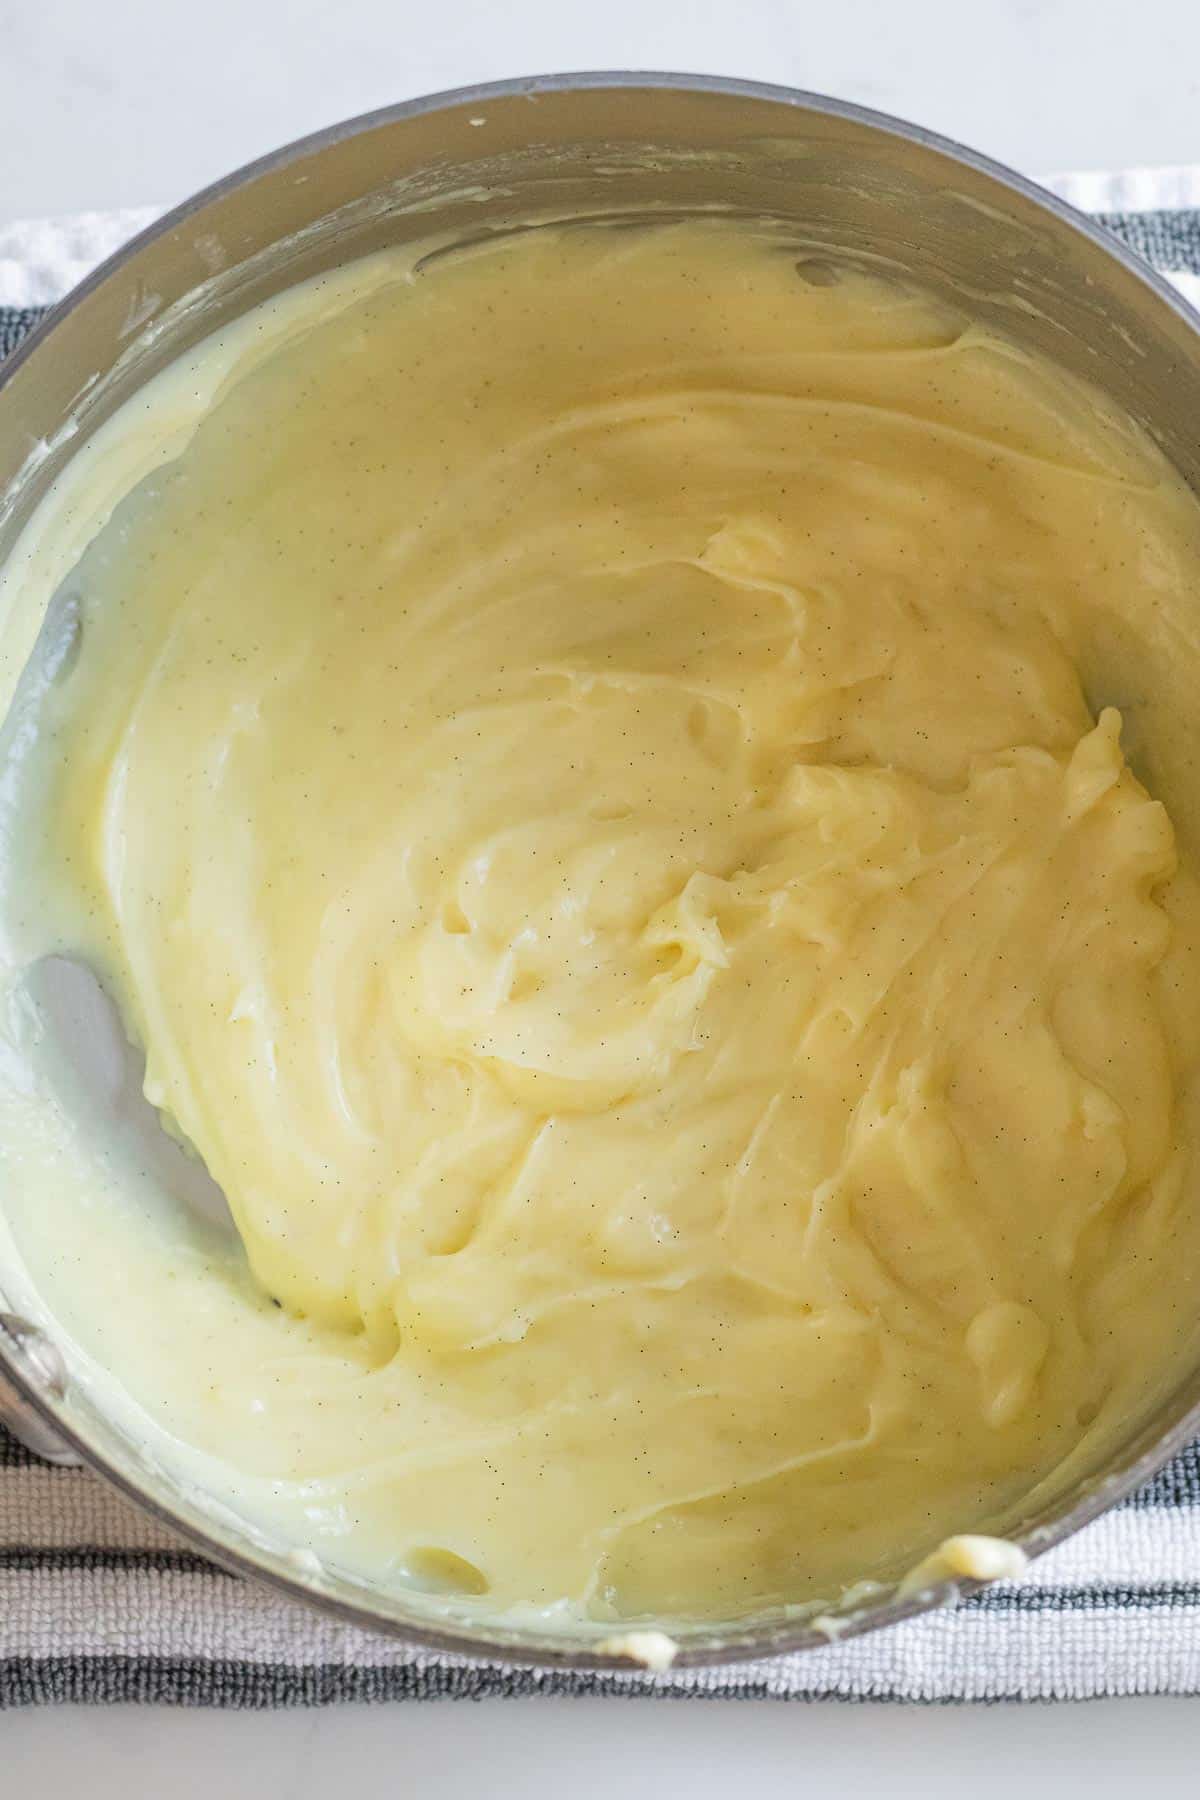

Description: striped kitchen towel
[2,174,1200,1706]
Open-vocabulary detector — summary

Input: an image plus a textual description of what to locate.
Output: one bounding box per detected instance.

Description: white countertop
[3,0,1200,223]
[3,0,1200,1787]
[5,1687,1200,1794]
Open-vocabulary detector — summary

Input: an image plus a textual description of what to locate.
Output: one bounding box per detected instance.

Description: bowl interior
[3,75,1200,1669]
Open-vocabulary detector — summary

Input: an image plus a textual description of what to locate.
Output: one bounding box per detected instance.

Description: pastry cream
[3,219,1200,1629]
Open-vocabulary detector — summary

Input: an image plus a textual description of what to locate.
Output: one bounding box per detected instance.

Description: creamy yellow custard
[3,219,1200,1630]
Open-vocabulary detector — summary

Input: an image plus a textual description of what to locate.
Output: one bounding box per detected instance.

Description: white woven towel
[2,168,1200,1706]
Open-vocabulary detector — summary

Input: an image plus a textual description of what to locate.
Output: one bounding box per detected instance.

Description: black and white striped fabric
[3,1422,1200,1705]
[3,180,1200,1706]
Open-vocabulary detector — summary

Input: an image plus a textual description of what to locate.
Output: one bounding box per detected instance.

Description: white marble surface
[2,0,1200,224]
[5,1689,1200,1793]
[4,0,1200,1787]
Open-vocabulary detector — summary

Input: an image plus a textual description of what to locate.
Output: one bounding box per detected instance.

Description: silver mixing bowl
[2,72,1200,1672]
